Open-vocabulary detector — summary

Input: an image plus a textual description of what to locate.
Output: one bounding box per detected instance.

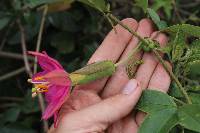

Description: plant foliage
[0,0,199,132]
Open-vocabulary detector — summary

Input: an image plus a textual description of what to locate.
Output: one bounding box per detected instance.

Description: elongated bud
[126,60,143,79]
[69,61,116,86]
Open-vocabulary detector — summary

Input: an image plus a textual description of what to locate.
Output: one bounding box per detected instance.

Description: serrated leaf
[78,0,109,13]
[136,90,176,113]
[185,39,200,77]
[162,24,200,37]
[135,0,148,12]
[147,8,160,24]
[171,29,186,62]
[189,93,200,104]
[178,104,200,132]
[137,90,178,133]
[139,108,178,133]
[157,20,168,30]
[147,8,167,30]
[169,82,184,98]
[151,0,173,19]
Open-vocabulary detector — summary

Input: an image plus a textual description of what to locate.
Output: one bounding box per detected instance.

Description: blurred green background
[0,0,199,132]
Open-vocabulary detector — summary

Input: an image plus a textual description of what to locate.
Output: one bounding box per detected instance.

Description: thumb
[57,79,142,132]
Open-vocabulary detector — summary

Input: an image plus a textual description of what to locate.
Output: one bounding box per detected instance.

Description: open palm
[49,18,171,133]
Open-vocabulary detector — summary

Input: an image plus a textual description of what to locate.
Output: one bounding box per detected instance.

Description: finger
[148,62,172,92]
[101,18,154,98]
[135,32,168,89]
[123,32,168,131]
[59,90,102,115]
[56,79,142,133]
[75,18,138,93]
[104,19,154,133]
[108,115,139,133]
[135,62,172,126]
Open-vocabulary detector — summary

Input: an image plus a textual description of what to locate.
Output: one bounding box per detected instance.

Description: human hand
[48,18,171,133]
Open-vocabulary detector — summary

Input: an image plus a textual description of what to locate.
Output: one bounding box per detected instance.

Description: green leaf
[24,0,61,8]
[136,90,176,113]
[139,108,178,133]
[0,17,10,30]
[50,32,75,54]
[19,91,39,114]
[137,90,179,133]
[147,8,160,24]
[189,93,200,104]
[162,24,200,37]
[49,12,81,32]
[3,107,21,123]
[8,13,41,44]
[169,83,183,98]
[46,0,74,12]
[135,0,148,12]
[147,8,167,30]
[0,125,35,133]
[171,29,186,62]
[178,104,200,132]
[78,0,109,13]
[151,0,173,19]
[185,39,200,77]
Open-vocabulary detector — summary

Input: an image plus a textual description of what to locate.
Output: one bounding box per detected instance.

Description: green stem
[108,13,192,104]
[170,96,186,105]
[108,14,147,44]
[153,50,192,104]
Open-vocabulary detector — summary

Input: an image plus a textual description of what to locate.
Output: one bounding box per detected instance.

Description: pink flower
[28,51,71,127]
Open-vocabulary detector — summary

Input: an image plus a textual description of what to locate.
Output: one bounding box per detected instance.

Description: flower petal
[28,51,63,71]
[43,70,71,86]
[42,85,70,120]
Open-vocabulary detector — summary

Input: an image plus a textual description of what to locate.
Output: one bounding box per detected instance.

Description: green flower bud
[69,61,116,86]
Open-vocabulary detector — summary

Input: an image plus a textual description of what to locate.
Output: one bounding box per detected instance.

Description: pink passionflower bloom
[28,51,71,127]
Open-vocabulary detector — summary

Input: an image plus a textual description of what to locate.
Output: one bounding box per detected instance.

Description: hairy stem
[108,14,147,44]
[170,96,186,105]
[153,50,192,104]
[108,13,192,104]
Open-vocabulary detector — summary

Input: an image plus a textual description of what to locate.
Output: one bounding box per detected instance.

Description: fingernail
[122,79,138,95]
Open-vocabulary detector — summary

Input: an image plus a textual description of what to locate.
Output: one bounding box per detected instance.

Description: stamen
[28,79,48,84]
[34,84,49,93]
[35,84,48,89]
[35,76,44,80]
[37,88,48,93]
[32,92,37,98]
